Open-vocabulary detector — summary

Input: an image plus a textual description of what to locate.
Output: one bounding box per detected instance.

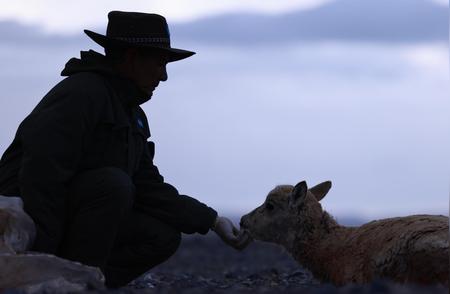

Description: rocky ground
[107,233,448,294]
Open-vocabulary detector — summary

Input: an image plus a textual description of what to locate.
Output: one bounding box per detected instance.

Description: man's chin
[144,89,154,97]
[142,88,154,98]
[135,91,153,105]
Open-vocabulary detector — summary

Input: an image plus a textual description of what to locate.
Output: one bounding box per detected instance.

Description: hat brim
[84,30,195,62]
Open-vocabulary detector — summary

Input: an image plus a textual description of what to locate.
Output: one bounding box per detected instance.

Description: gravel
[112,233,449,294]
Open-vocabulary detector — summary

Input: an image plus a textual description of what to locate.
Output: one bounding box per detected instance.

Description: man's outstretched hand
[212,216,252,250]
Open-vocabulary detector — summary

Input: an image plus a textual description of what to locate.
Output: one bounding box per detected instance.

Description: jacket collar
[62,50,150,108]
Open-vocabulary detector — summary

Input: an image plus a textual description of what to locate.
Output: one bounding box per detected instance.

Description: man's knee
[94,167,134,200]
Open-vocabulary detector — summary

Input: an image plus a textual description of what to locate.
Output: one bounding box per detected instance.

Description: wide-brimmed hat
[84,11,195,62]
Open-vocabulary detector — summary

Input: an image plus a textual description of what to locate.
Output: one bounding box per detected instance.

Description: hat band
[113,36,170,46]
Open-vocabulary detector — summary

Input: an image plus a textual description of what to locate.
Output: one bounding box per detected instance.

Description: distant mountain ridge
[1,0,448,45]
[171,0,448,43]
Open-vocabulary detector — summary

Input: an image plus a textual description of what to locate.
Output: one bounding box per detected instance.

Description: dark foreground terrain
[112,233,447,294]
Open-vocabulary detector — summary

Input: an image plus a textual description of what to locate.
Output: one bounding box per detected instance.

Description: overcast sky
[0,0,447,34]
[0,0,448,220]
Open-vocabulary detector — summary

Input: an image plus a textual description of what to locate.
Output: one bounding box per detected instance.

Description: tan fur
[240,181,449,286]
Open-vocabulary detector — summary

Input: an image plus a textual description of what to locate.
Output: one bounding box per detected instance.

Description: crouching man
[0,11,251,287]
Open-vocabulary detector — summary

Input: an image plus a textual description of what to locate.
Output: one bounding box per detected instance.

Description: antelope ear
[309,181,332,201]
[291,181,308,204]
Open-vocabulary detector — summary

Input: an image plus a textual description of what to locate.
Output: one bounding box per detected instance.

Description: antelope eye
[265,202,275,211]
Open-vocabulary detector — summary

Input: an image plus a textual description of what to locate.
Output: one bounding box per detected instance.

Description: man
[0,11,251,287]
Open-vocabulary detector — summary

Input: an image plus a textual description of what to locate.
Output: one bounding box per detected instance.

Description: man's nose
[160,66,168,82]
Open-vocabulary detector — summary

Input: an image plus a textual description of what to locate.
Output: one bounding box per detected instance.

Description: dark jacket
[0,50,217,253]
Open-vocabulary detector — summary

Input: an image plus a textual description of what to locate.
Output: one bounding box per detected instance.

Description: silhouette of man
[0,11,251,287]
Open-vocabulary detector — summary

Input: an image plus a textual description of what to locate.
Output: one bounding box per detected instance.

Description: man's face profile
[126,48,169,97]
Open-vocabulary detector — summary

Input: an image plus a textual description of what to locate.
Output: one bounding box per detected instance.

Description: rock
[0,196,35,253]
[0,252,106,293]
[128,273,156,289]
[0,195,106,293]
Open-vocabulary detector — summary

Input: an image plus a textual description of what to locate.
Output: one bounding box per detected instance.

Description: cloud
[403,44,449,74]
[1,0,447,46]
[0,0,446,36]
[430,0,448,5]
[171,0,448,43]
[0,0,332,34]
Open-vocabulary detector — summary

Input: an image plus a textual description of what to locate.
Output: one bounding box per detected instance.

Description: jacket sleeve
[132,141,217,234]
[18,75,106,253]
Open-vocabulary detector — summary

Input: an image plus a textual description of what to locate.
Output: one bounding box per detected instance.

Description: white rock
[0,253,105,293]
[0,195,106,292]
[0,195,35,254]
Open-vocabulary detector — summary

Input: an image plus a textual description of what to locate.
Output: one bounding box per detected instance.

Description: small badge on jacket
[137,118,144,129]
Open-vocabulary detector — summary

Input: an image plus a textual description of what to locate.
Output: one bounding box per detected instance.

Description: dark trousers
[52,167,181,288]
